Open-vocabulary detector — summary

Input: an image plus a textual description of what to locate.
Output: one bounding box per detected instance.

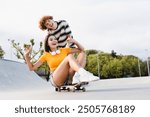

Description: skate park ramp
[0,59,150,100]
[0,59,51,98]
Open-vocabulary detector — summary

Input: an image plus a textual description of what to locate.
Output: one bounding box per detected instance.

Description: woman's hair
[44,34,57,52]
[44,34,51,52]
[39,16,53,30]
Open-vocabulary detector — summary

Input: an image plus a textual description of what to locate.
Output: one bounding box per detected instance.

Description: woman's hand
[24,45,32,56]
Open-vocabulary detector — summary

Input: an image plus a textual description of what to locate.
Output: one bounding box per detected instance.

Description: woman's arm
[24,46,43,71]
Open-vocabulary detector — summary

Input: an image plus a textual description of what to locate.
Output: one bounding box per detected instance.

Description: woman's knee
[66,54,75,60]
[62,54,73,63]
[80,51,86,55]
[76,52,86,67]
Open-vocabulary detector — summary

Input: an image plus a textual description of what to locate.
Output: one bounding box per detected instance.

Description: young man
[39,15,75,48]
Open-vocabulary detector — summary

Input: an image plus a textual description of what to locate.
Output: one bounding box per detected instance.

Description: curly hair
[39,16,53,30]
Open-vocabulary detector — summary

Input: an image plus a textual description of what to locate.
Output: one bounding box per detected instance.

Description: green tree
[85,49,98,56]
[8,39,49,78]
[108,59,123,78]
[85,54,98,76]
[140,60,149,76]
[85,51,145,79]
[120,55,139,77]
[111,50,117,58]
[8,39,43,61]
[0,46,5,58]
[98,53,114,78]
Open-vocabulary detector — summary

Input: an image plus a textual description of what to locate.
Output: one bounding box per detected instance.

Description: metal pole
[147,57,150,76]
[138,58,141,77]
[145,49,150,76]
[97,51,100,79]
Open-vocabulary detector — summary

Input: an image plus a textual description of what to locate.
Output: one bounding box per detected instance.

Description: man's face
[45,19,55,30]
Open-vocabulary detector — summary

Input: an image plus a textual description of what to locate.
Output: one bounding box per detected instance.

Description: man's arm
[67,36,84,54]
[64,21,76,48]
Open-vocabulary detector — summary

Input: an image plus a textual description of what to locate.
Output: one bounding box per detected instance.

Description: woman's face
[48,36,58,49]
[45,19,55,30]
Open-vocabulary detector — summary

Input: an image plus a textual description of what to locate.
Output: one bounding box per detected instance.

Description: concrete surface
[0,59,150,100]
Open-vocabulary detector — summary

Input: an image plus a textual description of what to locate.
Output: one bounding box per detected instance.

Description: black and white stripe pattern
[48,20,75,48]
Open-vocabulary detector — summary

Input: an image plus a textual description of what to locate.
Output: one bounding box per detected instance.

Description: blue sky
[0,0,150,61]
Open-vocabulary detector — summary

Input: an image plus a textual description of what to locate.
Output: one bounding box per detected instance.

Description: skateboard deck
[55,82,89,92]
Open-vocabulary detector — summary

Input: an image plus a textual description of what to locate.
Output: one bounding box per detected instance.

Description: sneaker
[72,72,80,84]
[78,68,100,82]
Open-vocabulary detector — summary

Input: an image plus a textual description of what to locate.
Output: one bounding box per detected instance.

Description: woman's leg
[52,54,81,86]
[68,52,99,83]
[68,52,86,82]
[76,51,86,67]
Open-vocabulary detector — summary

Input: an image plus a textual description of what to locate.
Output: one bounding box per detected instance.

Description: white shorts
[49,73,70,87]
[49,73,58,87]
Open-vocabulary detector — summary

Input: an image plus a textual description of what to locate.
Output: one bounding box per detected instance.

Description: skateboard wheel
[55,88,58,91]
[72,89,75,92]
[82,88,86,92]
[67,87,70,91]
[55,88,61,92]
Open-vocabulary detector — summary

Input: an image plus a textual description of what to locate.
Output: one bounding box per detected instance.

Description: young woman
[24,35,99,87]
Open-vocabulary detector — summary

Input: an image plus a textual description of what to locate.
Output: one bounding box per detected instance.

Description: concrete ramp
[0,59,50,91]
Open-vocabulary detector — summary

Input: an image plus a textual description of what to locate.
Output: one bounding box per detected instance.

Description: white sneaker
[78,68,100,82]
[72,72,80,84]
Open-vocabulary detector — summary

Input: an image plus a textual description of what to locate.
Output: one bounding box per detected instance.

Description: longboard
[55,82,89,92]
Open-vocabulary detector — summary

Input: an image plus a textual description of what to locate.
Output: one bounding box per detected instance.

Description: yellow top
[39,48,71,72]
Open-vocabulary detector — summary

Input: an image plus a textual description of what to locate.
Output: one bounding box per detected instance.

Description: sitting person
[24,35,99,87]
[39,15,86,82]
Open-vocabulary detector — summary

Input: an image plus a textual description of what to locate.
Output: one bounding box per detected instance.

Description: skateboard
[55,82,89,92]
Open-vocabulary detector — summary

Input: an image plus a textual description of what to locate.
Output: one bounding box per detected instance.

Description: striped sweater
[47,20,75,48]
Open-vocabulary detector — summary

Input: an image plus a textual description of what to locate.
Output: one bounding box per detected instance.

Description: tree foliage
[85,50,147,79]
[85,49,98,56]
[0,46,5,58]
[8,39,43,61]
[8,39,49,77]
[8,39,149,80]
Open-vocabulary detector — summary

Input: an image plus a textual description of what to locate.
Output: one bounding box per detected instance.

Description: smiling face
[48,35,58,51]
[45,19,56,30]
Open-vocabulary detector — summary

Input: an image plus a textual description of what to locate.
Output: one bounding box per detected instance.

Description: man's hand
[67,35,77,44]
